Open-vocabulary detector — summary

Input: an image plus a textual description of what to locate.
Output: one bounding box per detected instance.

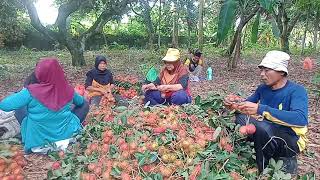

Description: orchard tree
[131,0,158,49]
[22,0,133,66]
[217,0,262,69]
[0,0,26,48]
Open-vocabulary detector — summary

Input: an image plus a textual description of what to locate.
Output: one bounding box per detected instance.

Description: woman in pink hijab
[0,58,89,153]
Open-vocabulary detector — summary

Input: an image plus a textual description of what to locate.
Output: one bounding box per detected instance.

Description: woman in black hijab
[85,55,114,105]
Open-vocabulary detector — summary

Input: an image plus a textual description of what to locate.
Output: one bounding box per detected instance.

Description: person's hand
[142,84,147,91]
[223,94,234,106]
[223,94,245,109]
[237,101,259,115]
[157,85,169,92]
[142,83,157,92]
[148,83,157,90]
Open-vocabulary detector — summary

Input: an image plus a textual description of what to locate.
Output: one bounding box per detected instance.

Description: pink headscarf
[27,58,74,111]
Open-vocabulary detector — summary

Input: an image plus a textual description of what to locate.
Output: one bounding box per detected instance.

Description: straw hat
[162,48,180,62]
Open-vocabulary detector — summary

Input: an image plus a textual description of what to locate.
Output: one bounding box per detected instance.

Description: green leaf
[52,169,63,177]
[114,106,128,113]
[283,173,292,179]
[135,152,147,166]
[121,114,127,125]
[149,152,158,164]
[212,126,222,141]
[153,173,163,180]
[270,158,276,167]
[195,95,201,105]
[180,171,189,179]
[200,162,208,179]
[109,145,118,157]
[275,160,283,171]
[251,13,260,43]
[76,156,87,162]
[217,0,237,44]
[138,155,147,166]
[63,163,72,174]
[271,19,280,38]
[298,172,316,180]
[259,0,273,12]
[111,167,121,177]
[47,170,54,179]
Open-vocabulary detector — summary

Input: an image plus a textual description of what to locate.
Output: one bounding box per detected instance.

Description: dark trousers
[235,114,300,173]
[14,101,90,124]
[144,90,191,106]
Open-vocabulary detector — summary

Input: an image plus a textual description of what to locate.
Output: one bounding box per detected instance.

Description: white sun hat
[258,50,290,74]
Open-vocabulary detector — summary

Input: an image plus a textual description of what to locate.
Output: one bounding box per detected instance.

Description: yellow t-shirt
[185,58,204,66]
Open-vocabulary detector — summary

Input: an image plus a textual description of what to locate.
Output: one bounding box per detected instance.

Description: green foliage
[311,71,320,105]
[271,19,281,38]
[251,13,261,43]
[259,0,273,12]
[0,64,8,78]
[217,0,237,44]
[298,172,316,180]
[0,0,27,48]
[262,159,292,180]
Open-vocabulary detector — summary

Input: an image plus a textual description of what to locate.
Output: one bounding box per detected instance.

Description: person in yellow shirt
[184,49,205,82]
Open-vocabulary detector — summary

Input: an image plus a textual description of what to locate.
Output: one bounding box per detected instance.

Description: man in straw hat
[142,48,191,106]
[224,50,309,174]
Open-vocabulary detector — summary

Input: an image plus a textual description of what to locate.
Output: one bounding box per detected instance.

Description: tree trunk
[172,6,178,48]
[69,48,85,66]
[279,15,290,53]
[228,22,244,69]
[158,0,162,48]
[226,7,259,56]
[274,4,301,53]
[22,0,131,67]
[186,0,193,48]
[233,32,242,68]
[301,16,309,55]
[148,33,155,49]
[227,25,240,55]
[188,25,192,48]
[280,34,290,53]
[314,11,320,51]
[197,0,204,50]
[141,0,155,49]
[145,21,155,49]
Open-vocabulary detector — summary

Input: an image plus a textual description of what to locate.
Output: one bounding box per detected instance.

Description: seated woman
[85,55,115,105]
[184,49,205,82]
[142,48,191,106]
[0,58,89,153]
[23,63,39,88]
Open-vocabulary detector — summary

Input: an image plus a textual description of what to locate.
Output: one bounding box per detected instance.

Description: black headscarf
[24,72,39,88]
[85,55,113,88]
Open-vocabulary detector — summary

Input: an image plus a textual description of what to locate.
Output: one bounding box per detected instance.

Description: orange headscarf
[159,62,188,85]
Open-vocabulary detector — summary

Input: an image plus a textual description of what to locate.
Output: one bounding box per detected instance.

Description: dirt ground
[0,50,319,179]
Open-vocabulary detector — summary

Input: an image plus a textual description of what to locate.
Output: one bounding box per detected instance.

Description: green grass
[0,45,318,80]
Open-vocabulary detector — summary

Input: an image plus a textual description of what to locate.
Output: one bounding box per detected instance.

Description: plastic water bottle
[207,67,213,80]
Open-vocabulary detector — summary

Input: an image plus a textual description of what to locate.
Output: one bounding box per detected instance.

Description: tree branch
[272,4,283,34]
[288,12,302,33]
[21,0,58,41]
[54,0,86,45]
[131,7,144,17]
[150,0,159,9]
[80,0,131,42]
[243,6,260,24]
